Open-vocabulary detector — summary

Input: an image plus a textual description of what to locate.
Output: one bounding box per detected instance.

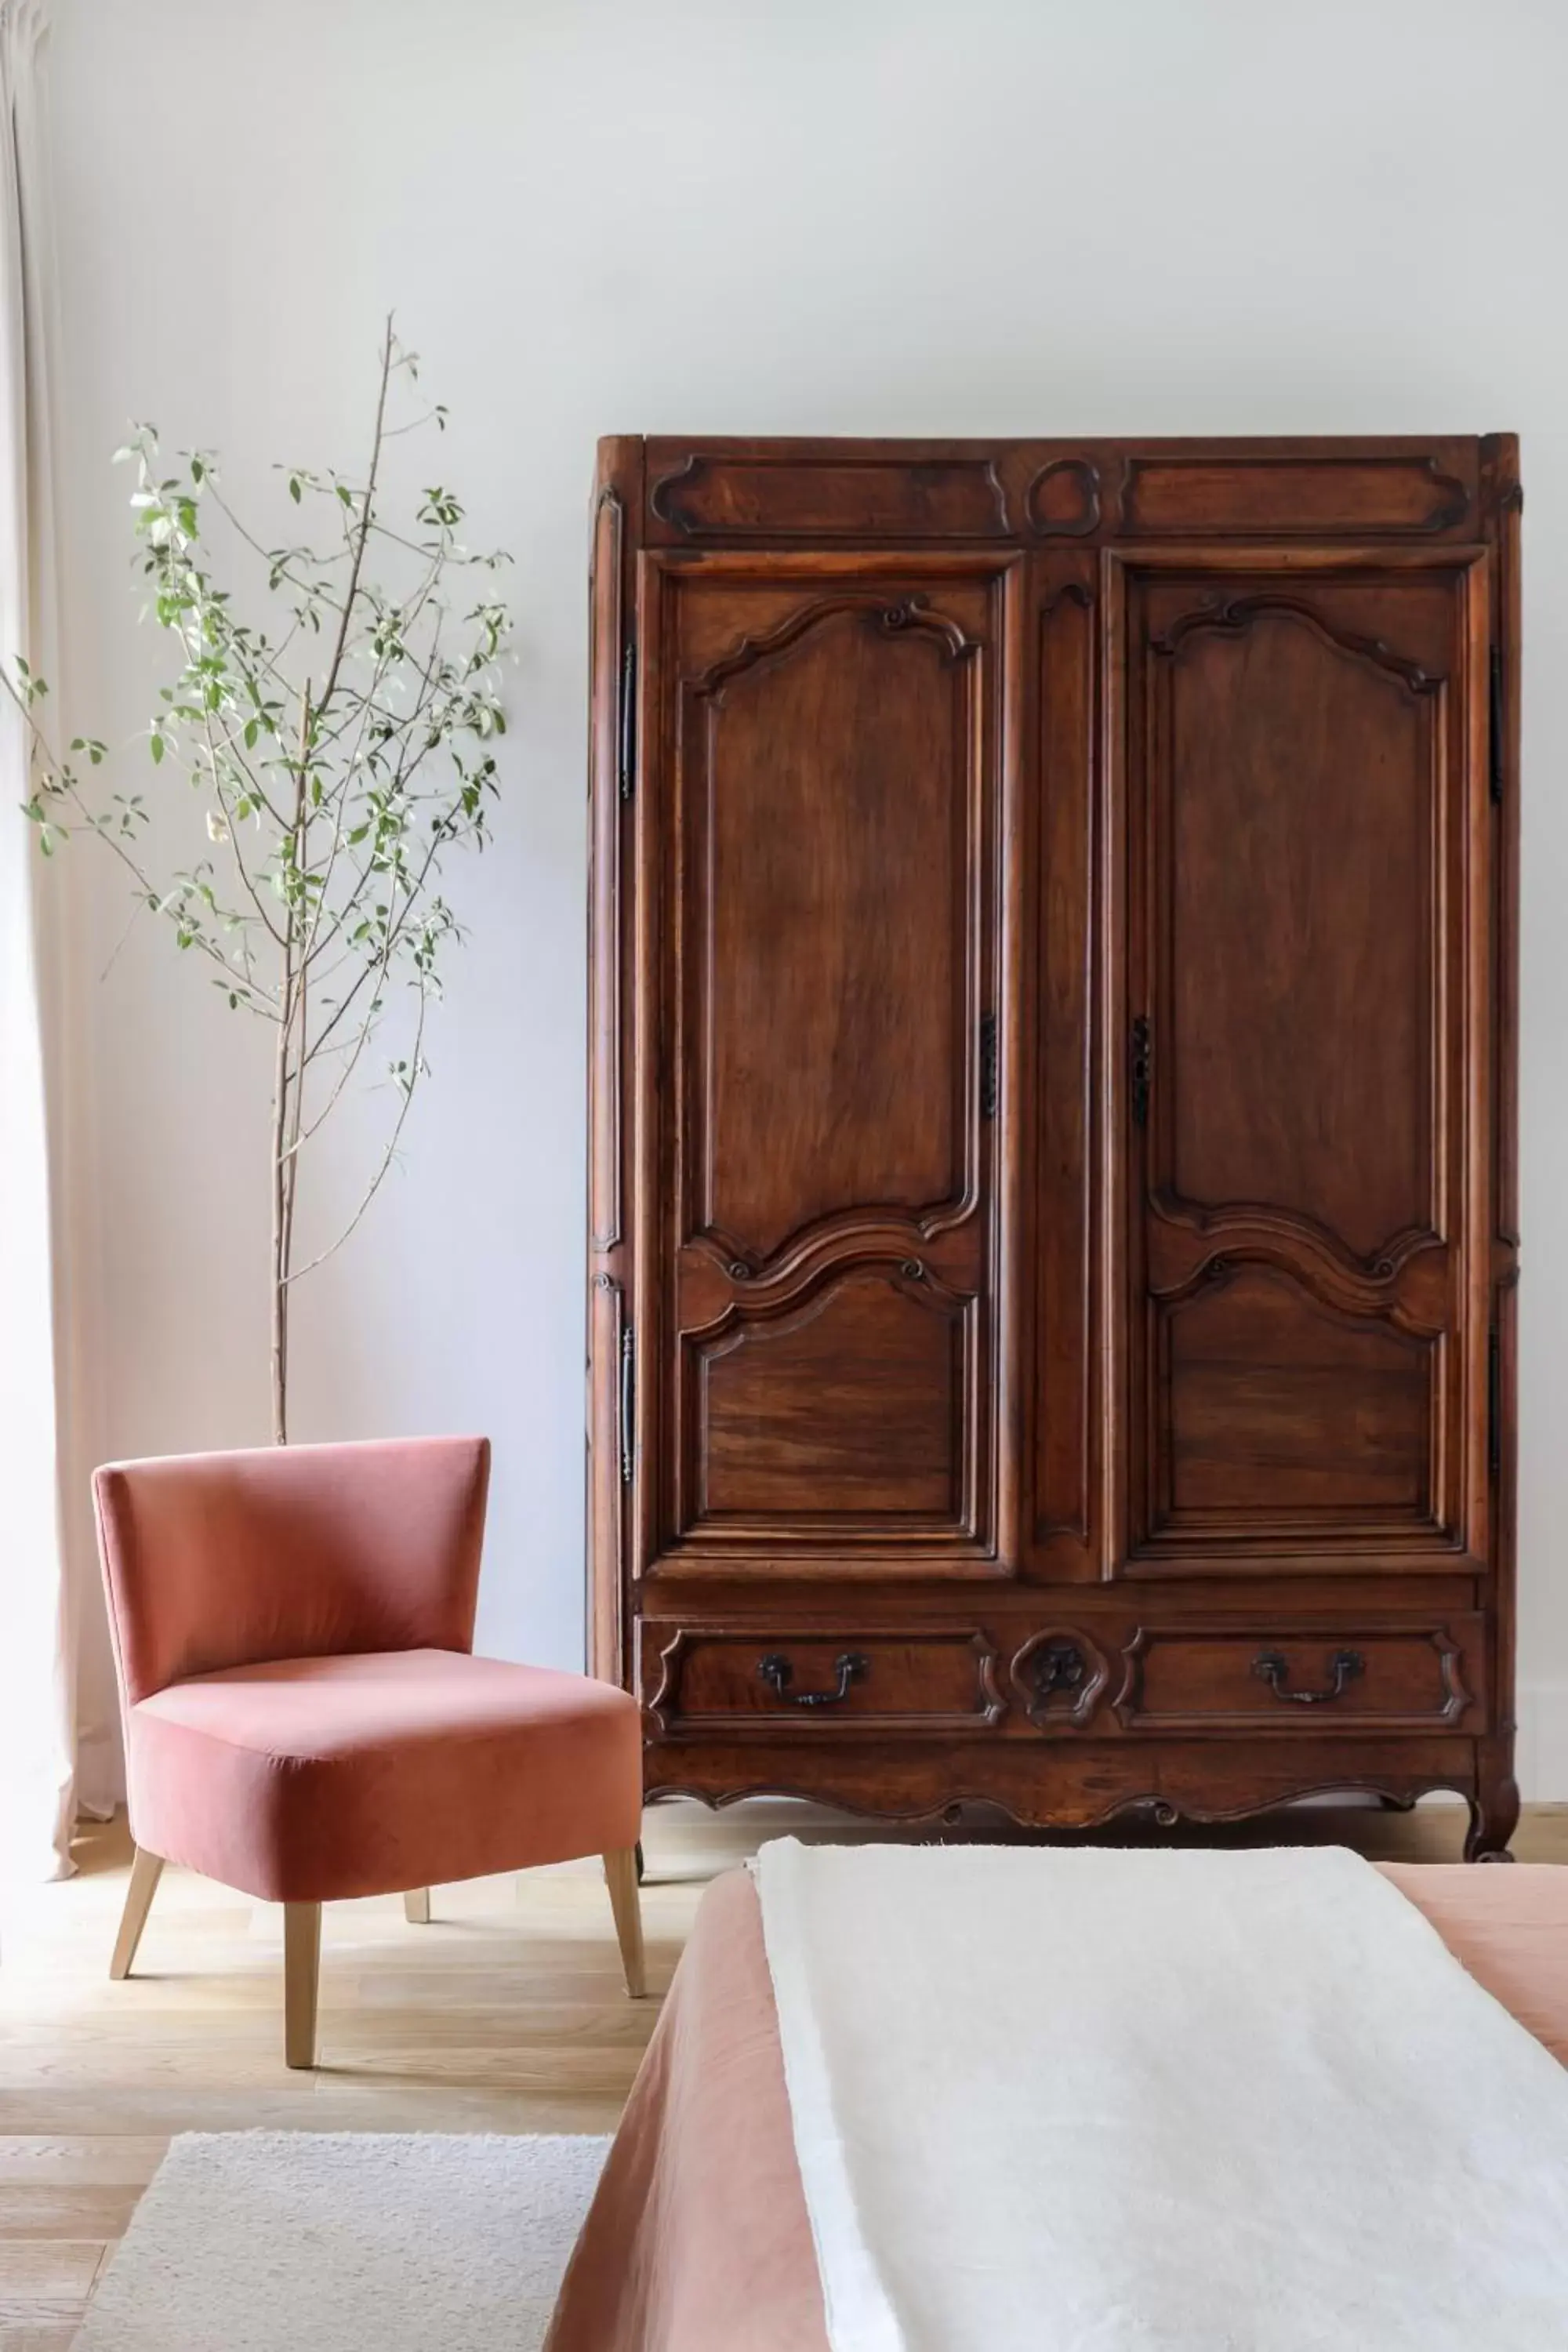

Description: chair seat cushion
[125,1648,644,1903]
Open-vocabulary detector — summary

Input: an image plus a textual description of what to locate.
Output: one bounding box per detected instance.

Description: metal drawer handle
[1251,1647,1365,1706]
[757,1651,869,1708]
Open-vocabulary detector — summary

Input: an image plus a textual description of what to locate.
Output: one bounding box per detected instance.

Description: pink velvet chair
[92,1436,645,2067]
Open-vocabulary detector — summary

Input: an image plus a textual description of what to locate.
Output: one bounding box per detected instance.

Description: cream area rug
[72,2132,610,2351]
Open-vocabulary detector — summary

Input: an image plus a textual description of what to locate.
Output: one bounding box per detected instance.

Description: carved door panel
[634,551,1020,1577]
[1114,550,1492,1574]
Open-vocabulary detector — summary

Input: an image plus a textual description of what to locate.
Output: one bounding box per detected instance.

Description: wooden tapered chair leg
[403,1887,431,1924]
[283,1902,322,2069]
[604,1847,646,1998]
[109,1846,164,1981]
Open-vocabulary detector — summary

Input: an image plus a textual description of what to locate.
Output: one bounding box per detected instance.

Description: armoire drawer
[1113,1621,1484,1734]
[641,1627,1006,1739]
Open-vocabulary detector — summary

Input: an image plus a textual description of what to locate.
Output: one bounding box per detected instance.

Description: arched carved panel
[1145,1207,1450,1338]
[1152,600,1439,1260]
[689,1269,972,1529]
[684,598,982,1261]
[1156,1264,1435,1530]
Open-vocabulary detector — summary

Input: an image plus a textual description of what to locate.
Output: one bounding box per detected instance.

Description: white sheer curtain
[0,0,80,1880]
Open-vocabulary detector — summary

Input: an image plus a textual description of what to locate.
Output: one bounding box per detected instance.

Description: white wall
[47,0,1568,1794]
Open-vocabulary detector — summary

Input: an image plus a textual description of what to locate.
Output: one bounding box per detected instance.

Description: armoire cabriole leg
[1465,1755,1522,1863]
[109,1846,164,1980]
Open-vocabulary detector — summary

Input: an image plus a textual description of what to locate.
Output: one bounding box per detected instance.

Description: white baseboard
[1518,1683,1568,1802]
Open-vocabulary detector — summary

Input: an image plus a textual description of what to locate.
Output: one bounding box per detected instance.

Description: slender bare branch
[285,985,428,1284]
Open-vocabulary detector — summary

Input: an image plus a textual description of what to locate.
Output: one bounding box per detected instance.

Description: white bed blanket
[755,1838,1568,2352]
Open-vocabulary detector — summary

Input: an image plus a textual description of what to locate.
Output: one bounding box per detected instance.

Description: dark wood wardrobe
[586,434,1521,1858]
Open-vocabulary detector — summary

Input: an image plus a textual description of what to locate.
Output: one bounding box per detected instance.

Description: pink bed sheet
[546,1861,1568,2351]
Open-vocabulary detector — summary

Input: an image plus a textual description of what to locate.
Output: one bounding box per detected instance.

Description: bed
[546,1859,1568,2352]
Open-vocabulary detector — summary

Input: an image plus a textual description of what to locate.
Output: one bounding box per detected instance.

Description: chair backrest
[93,1436,492,1704]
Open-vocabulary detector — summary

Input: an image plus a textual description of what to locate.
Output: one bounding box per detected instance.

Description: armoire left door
[629,550,1022,1584]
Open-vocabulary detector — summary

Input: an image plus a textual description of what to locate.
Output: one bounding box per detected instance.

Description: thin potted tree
[12,320,510,1439]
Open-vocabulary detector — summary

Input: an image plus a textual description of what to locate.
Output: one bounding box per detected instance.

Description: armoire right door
[1113,545,1494,1579]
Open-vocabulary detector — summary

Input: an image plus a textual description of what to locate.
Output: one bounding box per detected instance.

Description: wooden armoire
[586,434,1521,1859]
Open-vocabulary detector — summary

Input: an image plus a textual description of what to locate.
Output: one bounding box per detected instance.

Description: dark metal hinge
[979,1013,997,1120]
[1488,1324,1501,1479]
[1131,1014,1152,1129]
[619,643,637,801]
[1489,645,1504,806]
[619,1324,635,1485]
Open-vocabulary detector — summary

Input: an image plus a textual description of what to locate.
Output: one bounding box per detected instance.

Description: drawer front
[1114,1620,1483,1733]
[642,1627,1005,1739]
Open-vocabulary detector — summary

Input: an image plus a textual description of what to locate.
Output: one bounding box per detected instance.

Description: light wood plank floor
[2,1798,1563,2347]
